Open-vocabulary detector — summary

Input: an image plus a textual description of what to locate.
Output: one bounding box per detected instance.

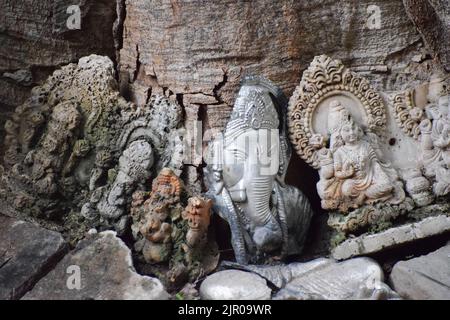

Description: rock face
[120,0,433,107]
[389,244,450,299]
[0,214,68,300]
[403,0,450,71]
[23,231,170,300]
[0,0,118,108]
[332,215,450,260]
[199,270,272,300]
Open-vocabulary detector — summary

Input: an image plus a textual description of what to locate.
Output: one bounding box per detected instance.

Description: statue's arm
[434,126,450,148]
[334,152,354,179]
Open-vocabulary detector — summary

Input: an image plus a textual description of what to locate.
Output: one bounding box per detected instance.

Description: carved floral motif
[392,89,423,139]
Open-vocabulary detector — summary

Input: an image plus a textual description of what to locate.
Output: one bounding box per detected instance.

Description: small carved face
[150,168,181,203]
[340,122,362,144]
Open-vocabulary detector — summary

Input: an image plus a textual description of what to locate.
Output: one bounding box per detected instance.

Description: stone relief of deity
[317,100,405,213]
[288,55,416,234]
[419,95,450,196]
[393,74,450,198]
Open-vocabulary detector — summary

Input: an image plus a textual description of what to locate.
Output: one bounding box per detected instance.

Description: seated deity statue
[317,101,405,212]
[420,95,450,196]
[204,76,314,265]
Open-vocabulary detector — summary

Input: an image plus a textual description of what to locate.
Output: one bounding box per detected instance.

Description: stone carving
[288,55,387,169]
[0,55,184,242]
[400,168,434,208]
[392,88,422,139]
[317,101,405,212]
[392,74,449,139]
[288,55,415,233]
[419,95,450,196]
[182,197,213,252]
[131,168,219,289]
[392,74,450,198]
[205,76,314,265]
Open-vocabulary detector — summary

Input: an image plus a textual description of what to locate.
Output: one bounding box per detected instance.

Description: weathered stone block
[23,231,170,300]
[0,215,68,300]
[332,215,450,260]
[389,244,450,299]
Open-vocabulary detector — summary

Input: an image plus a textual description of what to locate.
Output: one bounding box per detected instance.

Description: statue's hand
[212,170,224,194]
[343,162,355,177]
[419,119,432,133]
[336,163,354,179]
[213,170,222,182]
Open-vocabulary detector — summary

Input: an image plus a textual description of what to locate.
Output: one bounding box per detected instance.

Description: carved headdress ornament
[327,100,353,135]
[224,76,286,142]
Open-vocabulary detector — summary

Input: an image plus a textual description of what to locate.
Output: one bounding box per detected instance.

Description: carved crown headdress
[327,100,354,135]
[327,100,360,151]
[225,76,285,141]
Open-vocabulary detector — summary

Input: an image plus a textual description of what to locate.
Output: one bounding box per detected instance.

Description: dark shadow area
[0,102,14,162]
[285,151,334,259]
[285,151,322,214]
[212,214,235,262]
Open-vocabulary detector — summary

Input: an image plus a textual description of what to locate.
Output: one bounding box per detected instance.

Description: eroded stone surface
[120,0,435,108]
[403,0,450,71]
[0,0,118,107]
[200,270,272,300]
[0,214,68,300]
[0,55,184,244]
[332,215,450,260]
[274,258,399,300]
[389,244,450,299]
[23,231,170,300]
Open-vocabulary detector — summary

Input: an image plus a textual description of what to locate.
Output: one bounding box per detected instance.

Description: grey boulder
[23,231,170,300]
[0,214,68,300]
[200,270,272,300]
[389,244,450,300]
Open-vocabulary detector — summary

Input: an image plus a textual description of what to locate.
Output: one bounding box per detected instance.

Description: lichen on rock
[0,55,185,245]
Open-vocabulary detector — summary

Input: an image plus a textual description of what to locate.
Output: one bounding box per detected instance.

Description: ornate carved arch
[288,55,387,169]
[392,89,422,139]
